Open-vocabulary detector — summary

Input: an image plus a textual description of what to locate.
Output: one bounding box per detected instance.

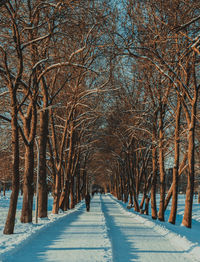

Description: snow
[0,192,200,261]
[106,194,200,262]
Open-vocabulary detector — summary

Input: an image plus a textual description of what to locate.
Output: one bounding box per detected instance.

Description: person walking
[85,192,91,212]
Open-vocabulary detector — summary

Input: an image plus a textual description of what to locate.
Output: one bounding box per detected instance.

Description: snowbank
[109,194,200,262]
[0,192,84,261]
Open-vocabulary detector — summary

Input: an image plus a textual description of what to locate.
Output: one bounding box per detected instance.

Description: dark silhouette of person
[85,192,91,211]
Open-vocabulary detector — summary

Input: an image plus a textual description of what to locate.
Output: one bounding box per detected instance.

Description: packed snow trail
[4,195,112,262]
[3,194,197,262]
[101,194,195,262]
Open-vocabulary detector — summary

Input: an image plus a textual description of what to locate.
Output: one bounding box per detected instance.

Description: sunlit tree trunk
[2,1,23,233]
[52,170,61,214]
[168,99,181,224]
[182,52,198,228]
[182,103,197,228]
[51,109,70,214]
[21,102,37,223]
[21,143,35,223]
[4,91,20,234]
[151,112,158,219]
[158,106,166,222]
[59,122,74,210]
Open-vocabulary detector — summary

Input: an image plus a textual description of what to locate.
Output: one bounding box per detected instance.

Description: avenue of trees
[0,0,200,234]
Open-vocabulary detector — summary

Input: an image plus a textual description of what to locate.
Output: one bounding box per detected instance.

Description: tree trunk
[59,169,71,211]
[133,187,140,212]
[38,110,48,218]
[52,171,61,214]
[21,143,34,223]
[50,108,71,214]
[182,51,198,228]
[61,168,64,190]
[151,115,158,219]
[64,181,70,210]
[135,167,140,196]
[182,114,196,227]
[4,105,20,234]
[120,175,124,201]
[113,172,118,198]
[129,190,133,205]
[126,155,133,205]
[59,188,66,211]
[140,191,146,210]
[70,175,75,209]
[182,159,194,228]
[168,99,181,224]
[82,170,87,200]
[59,127,75,210]
[144,196,150,215]
[158,107,166,222]
[3,183,6,196]
[70,146,79,206]
[76,165,81,203]
[140,172,152,211]
[116,173,121,199]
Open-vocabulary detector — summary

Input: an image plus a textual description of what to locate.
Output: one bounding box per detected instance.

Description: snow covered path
[3,194,197,262]
[102,195,195,262]
[4,195,112,262]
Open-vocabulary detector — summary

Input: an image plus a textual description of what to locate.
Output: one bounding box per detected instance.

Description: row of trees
[96,0,200,228]
[0,0,199,236]
[0,0,112,234]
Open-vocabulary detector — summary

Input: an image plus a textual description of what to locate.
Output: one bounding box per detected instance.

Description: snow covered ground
[0,192,200,261]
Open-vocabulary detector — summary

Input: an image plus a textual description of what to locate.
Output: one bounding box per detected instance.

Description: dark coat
[85,193,91,205]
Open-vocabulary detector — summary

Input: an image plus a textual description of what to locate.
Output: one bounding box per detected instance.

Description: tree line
[0,0,199,236]
[99,0,200,229]
[0,0,112,234]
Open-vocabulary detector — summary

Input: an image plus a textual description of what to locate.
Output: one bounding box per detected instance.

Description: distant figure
[85,192,91,212]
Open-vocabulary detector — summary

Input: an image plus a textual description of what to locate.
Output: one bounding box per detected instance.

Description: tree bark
[76,164,81,203]
[168,99,181,224]
[21,143,34,223]
[52,170,61,214]
[38,110,48,218]
[64,181,70,210]
[2,4,22,233]
[59,123,74,210]
[144,196,150,215]
[182,53,198,228]
[81,169,87,200]
[182,106,196,228]
[70,175,75,209]
[3,93,20,234]
[158,106,166,222]
[151,112,158,219]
